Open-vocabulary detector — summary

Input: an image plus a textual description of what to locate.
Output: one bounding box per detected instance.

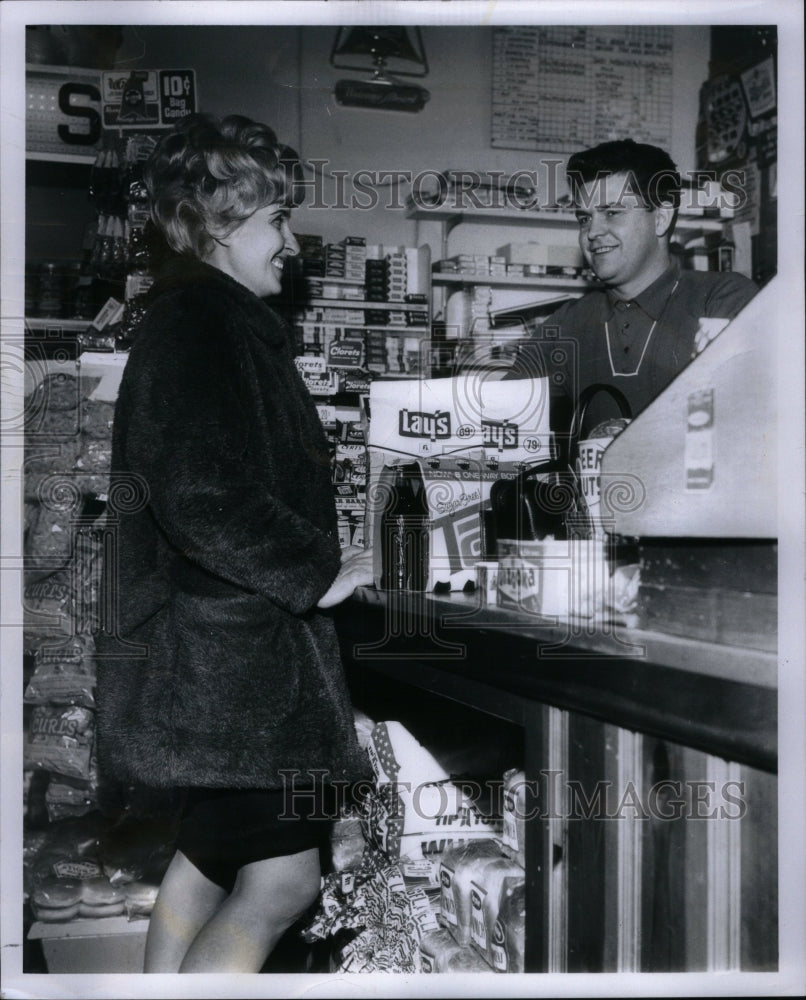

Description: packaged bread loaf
[419,927,491,972]
[24,440,81,476]
[491,875,526,973]
[124,880,160,919]
[78,876,126,918]
[31,876,83,922]
[45,774,97,822]
[438,839,504,945]
[468,858,524,969]
[500,767,528,867]
[27,373,80,417]
[363,781,501,862]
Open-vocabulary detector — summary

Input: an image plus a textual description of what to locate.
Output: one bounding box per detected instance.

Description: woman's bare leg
[178,847,321,973]
[143,850,227,972]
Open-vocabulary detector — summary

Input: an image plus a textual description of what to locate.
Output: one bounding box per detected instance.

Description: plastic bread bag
[420,928,491,972]
[330,814,367,872]
[491,875,526,973]
[352,707,377,750]
[500,767,528,867]
[124,880,161,919]
[367,720,450,786]
[75,436,112,474]
[438,839,505,944]
[468,858,524,967]
[30,876,83,922]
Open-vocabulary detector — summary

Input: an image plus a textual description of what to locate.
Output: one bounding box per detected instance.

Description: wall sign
[101,69,196,128]
[491,26,674,152]
[26,65,197,157]
[27,66,104,156]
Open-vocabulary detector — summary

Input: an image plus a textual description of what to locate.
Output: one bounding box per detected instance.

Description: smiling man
[510,139,758,434]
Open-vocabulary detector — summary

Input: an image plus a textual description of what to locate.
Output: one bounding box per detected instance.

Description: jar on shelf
[36,262,65,318]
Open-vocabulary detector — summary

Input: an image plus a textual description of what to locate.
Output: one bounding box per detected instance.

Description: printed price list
[492,26,673,152]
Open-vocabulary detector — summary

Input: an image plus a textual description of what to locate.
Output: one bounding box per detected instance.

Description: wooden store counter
[335,585,777,973]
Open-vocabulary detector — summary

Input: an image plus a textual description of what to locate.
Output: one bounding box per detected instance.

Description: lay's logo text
[399,409,451,441]
[482,419,519,450]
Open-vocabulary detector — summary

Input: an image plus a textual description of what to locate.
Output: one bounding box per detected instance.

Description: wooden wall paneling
[565,712,612,971]
[639,738,694,970]
[616,727,644,971]
[547,706,569,972]
[739,762,778,970]
[523,702,550,972]
[706,756,742,969]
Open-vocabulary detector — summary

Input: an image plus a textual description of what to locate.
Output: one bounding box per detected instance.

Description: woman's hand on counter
[317,546,375,608]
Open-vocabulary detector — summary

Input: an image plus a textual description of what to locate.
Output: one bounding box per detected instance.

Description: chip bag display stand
[368,376,552,592]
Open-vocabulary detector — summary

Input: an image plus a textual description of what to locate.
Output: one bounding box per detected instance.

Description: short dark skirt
[175,784,334,893]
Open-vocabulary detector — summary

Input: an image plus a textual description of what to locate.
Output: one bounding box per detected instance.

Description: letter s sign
[57,82,102,145]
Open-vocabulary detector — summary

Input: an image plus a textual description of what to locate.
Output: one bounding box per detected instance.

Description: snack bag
[25,704,95,781]
[24,634,96,708]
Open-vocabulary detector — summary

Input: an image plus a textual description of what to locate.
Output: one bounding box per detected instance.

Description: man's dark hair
[566,138,681,210]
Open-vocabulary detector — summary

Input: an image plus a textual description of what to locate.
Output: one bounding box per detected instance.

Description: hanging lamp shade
[330,27,429,76]
[330,27,430,111]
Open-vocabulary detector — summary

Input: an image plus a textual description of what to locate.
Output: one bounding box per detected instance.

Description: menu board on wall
[492,26,674,151]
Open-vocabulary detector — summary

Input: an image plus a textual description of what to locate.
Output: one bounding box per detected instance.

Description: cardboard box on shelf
[28,915,148,974]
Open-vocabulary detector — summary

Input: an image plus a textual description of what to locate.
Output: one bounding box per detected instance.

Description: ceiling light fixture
[331,27,430,113]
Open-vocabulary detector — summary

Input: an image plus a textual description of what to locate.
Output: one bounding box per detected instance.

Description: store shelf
[25,317,92,332]
[406,199,728,233]
[26,151,97,165]
[431,272,591,293]
[295,297,428,312]
[23,351,127,399]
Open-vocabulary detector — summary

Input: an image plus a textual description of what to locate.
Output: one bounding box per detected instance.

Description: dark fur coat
[95,257,368,789]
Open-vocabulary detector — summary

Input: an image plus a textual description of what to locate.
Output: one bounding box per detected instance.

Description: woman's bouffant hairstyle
[143,113,302,259]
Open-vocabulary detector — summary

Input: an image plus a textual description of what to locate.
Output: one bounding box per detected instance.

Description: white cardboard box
[28,915,148,973]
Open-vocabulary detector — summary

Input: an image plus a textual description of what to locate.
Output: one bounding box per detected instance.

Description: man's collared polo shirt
[512,264,758,433]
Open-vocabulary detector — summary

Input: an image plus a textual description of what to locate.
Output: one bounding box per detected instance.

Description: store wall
[119,23,710,248]
[27,24,710,273]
